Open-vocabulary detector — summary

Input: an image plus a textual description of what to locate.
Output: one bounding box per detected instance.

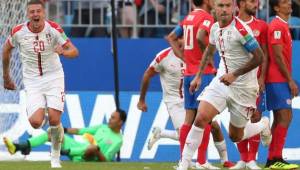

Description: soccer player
[2,0,79,168]
[176,0,272,169]
[137,46,186,149]
[4,110,126,162]
[265,0,299,169]
[230,0,269,169]
[166,0,233,168]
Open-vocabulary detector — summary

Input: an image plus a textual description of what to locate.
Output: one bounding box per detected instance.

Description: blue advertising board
[1,39,300,163]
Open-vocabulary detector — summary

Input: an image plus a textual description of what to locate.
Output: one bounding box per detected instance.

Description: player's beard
[245,8,256,16]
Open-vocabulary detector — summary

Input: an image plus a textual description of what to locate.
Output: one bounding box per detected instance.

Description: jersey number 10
[183,25,194,50]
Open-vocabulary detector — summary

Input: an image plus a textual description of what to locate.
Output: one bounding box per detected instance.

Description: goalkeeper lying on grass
[3,109,127,162]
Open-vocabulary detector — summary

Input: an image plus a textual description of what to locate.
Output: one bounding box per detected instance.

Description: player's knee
[48,117,60,126]
[229,133,242,142]
[29,119,43,129]
[194,112,210,128]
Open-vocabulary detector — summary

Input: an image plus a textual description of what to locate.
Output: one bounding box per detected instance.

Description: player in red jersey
[167,0,233,168]
[264,0,299,169]
[230,0,269,169]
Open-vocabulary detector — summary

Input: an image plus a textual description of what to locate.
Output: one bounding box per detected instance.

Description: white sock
[242,120,265,140]
[214,140,228,163]
[182,125,204,166]
[50,123,64,159]
[160,130,178,140]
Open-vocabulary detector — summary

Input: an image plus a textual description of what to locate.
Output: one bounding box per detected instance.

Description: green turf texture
[2,161,298,170]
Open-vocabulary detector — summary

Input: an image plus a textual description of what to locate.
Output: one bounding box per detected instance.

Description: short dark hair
[269,0,280,15]
[117,109,127,124]
[193,0,204,7]
[27,0,45,8]
[236,0,244,7]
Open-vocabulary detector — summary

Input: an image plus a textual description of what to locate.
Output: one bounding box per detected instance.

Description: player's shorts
[184,74,214,110]
[197,77,258,128]
[256,91,266,112]
[266,82,292,111]
[165,101,185,130]
[24,77,65,117]
[62,134,89,162]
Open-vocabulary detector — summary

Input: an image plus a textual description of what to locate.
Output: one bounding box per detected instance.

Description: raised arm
[166,27,183,59]
[2,41,16,90]
[137,68,158,112]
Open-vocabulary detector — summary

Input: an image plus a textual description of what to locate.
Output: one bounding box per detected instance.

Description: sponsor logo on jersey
[253,30,260,37]
[274,31,281,39]
[203,20,211,27]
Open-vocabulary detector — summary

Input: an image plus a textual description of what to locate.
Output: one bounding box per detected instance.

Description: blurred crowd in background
[43,0,300,39]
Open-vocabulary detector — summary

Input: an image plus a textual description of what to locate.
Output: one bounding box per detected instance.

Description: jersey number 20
[33,41,45,53]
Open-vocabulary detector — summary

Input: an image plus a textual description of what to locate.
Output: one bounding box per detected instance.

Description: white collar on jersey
[242,16,254,25]
[276,15,288,24]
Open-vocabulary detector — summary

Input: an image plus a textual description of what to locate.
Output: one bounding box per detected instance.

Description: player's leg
[265,83,298,169]
[147,101,184,150]
[179,100,220,170]
[178,78,226,170]
[211,120,234,168]
[179,76,197,156]
[46,78,65,168]
[3,132,49,155]
[26,89,46,129]
[228,104,271,144]
[48,108,63,168]
[190,74,216,169]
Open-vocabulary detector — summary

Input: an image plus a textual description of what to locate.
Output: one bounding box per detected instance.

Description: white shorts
[165,101,185,130]
[25,78,65,117]
[197,77,258,128]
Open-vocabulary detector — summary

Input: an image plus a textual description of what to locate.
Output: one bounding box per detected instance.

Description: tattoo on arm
[197,44,215,77]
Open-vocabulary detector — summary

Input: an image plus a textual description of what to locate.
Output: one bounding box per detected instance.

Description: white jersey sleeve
[48,21,69,46]
[209,23,218,45]
[7,24,24,47]
[149,48,172,72]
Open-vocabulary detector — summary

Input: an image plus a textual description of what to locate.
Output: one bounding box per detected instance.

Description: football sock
[179,124,191,156]
[197,124,211,164]
[237,139,249,162]
[248,134,260,161]
[50,123,64,158]
[28,132,49,147]
[272,125,287,158]
[160,130,178,140]
[215,140,229,163]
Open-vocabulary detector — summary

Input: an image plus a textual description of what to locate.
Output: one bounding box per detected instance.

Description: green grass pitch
[0,161,299,170]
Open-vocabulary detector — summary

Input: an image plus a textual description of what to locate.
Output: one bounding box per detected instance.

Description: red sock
[179,124,192,157]
[272,125,288,158]
[237,139,249,162]
[197,124,211,164]
[248,134,260,161]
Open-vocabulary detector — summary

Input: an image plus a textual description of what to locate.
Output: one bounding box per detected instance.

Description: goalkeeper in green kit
[3,110,127,162]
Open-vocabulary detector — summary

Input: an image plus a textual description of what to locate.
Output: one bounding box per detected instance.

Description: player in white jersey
[137,47,186,149]
[2,0,79,168]
[176,0,271,169]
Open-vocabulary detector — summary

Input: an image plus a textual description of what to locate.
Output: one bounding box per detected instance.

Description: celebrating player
[2,0,79,168]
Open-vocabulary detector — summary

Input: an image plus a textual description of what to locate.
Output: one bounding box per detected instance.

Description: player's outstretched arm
[2,42,16,90]
[137,68,157,112]
[55,41,79,58]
